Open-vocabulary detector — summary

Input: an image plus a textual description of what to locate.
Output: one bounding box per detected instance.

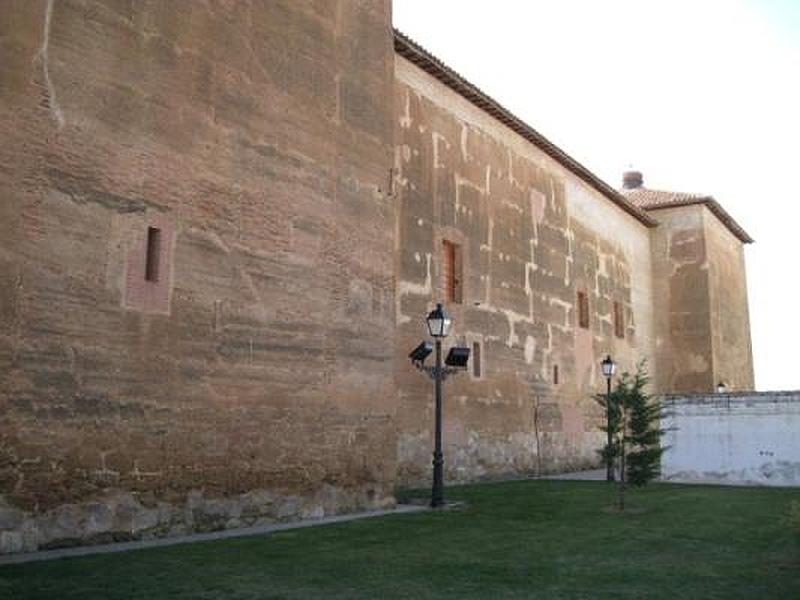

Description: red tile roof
[622,188,753,243]
[394,30,658,228]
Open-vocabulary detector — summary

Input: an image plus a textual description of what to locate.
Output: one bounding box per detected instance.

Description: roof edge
[641,198,754,243]
[393,29,658,228]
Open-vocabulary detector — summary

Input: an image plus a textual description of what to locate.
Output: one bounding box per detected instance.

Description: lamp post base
[431,451,444,508]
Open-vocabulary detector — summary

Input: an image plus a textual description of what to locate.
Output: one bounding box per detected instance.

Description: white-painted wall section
[662,392,800,486]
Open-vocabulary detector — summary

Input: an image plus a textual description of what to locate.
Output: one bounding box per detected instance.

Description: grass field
[1,480,798,599]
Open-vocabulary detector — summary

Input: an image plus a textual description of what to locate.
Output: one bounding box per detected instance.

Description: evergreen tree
[623,363,668,487]
[595,362,668,509]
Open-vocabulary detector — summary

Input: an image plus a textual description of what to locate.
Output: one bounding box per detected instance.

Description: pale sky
[395,0,800,392]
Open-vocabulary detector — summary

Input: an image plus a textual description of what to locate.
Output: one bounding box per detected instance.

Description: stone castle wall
[649,205,715,392]
[393,56,654,485]
[0,0,396,554]
[704,207,754,390]
[649,204,754,393]
[0,1,756,554]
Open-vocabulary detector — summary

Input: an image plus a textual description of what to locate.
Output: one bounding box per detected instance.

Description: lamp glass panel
[427,316,443,337]
[426,304,451,337]
[441,314,452,336]
[601,357,616,378]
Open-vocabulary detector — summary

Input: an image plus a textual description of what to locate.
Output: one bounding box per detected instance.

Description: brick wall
[0,0,396,554]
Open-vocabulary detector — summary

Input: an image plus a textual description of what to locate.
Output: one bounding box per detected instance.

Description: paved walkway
[0,504,426,566]
[542,468,607,481]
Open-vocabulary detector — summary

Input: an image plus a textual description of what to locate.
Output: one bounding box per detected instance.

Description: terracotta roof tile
[622,188,708,208]
[622,188,753,243]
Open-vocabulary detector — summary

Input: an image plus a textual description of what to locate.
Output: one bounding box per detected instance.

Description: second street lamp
[601,354,616,482]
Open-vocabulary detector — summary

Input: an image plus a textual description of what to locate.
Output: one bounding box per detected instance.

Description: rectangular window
[553,364,559,385]
[442,240,463,304]
[577,291,589,329]
[614,301,625,339]
[472,341,482,378]
[145,226,161,282]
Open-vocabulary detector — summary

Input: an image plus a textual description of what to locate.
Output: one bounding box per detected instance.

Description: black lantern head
[445,346,470,368]
[601,354,616,379]
[426,303,452,338]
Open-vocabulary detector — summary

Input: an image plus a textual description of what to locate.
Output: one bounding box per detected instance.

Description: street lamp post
[425,303,452,508]
[431,336,445,507]
[408,303,469,508]
[601,355,617,482]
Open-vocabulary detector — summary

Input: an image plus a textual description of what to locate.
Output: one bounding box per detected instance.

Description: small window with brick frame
[614,300,625,339]
[577,290,589,329]
[145,226,161,283]
[472,341,482,379]
[442,240,463,304]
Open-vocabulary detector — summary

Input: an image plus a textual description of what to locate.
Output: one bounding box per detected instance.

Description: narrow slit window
[145,226,161,282]
[442,240,463,304]
[577,291,589,329]
[613,301,625,339]
[553,364,559,385]
[472,341,482,378]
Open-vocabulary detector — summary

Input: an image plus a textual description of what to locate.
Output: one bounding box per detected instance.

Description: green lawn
[1,480,798,599]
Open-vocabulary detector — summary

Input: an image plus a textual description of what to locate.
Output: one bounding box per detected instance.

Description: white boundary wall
[661,391,800,486]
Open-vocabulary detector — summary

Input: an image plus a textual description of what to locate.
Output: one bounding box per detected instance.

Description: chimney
[622,170,643,189]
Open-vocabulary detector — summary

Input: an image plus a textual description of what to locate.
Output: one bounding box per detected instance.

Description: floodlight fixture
[445,346,470,368]
[409,341,433,364]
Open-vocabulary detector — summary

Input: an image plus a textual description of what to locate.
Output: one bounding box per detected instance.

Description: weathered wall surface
[704,208,754,390]
[662,392,800,486]
[0,0,395,554]
[649,205,714,392]
[394,56,654,485]
[649,205,754,393]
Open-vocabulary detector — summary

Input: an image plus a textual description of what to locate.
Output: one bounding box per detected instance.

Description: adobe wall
[649,205,715,392]
[0,0,395,554]
[662,392,800,486]
[394,56,655,485]
[704,208,754,390]
[649,204,754,393]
